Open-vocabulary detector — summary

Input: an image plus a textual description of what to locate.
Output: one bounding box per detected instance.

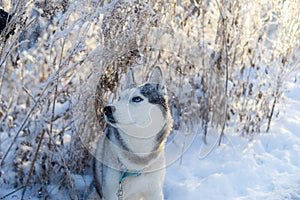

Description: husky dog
[90,67,173,200]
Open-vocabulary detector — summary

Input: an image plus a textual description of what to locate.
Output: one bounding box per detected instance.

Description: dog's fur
[89,67,173,200]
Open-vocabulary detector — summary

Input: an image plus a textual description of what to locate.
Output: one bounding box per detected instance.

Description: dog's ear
[125,68,136,89]
[148,66,164,86]
[148,66,166,93]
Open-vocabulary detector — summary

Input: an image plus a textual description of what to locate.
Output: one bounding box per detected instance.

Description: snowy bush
[0,0,299,199]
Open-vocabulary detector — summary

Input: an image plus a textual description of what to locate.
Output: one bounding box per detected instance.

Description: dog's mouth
[104,114,116,124]
[104,114,136,127]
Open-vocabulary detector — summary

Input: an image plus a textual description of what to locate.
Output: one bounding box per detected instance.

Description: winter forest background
[0,0,300,199]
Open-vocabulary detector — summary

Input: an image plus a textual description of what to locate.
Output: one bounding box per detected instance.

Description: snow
[165,77,300,200]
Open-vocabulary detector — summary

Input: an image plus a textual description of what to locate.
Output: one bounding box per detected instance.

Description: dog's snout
[103,106,116,124]
[103,106,115,115]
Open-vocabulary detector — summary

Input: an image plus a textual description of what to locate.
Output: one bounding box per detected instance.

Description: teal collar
[119,168,142,184]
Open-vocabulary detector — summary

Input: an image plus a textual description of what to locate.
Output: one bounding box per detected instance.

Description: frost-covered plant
[0,0,299,199]
[216,0,300,137]
[0,0,102,198]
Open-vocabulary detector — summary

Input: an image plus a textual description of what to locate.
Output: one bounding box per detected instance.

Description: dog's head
[103,67,170,138]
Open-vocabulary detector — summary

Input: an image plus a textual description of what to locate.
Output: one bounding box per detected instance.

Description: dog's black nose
[103,106,116,123]
[103,106,115,115]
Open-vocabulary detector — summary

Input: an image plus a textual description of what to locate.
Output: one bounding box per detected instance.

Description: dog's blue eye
[132,96,143,103]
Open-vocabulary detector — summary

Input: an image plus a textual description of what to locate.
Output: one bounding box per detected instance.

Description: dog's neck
[107,124,169,171]
[118,127,161,154]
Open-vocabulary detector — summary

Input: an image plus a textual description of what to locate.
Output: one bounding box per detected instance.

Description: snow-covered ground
[165,77,300,200]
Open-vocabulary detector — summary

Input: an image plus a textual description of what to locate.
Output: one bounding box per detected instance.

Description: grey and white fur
[89,66,173,200]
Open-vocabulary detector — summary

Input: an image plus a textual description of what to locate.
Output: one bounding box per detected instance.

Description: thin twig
[22,86,37,103]
[0,186,26,200]
[21,129,46,199]
[217,0,230,146]
[46,131,78,199]
[200,0,209,144]
[48,38,65,149]
[266,89,278,132]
